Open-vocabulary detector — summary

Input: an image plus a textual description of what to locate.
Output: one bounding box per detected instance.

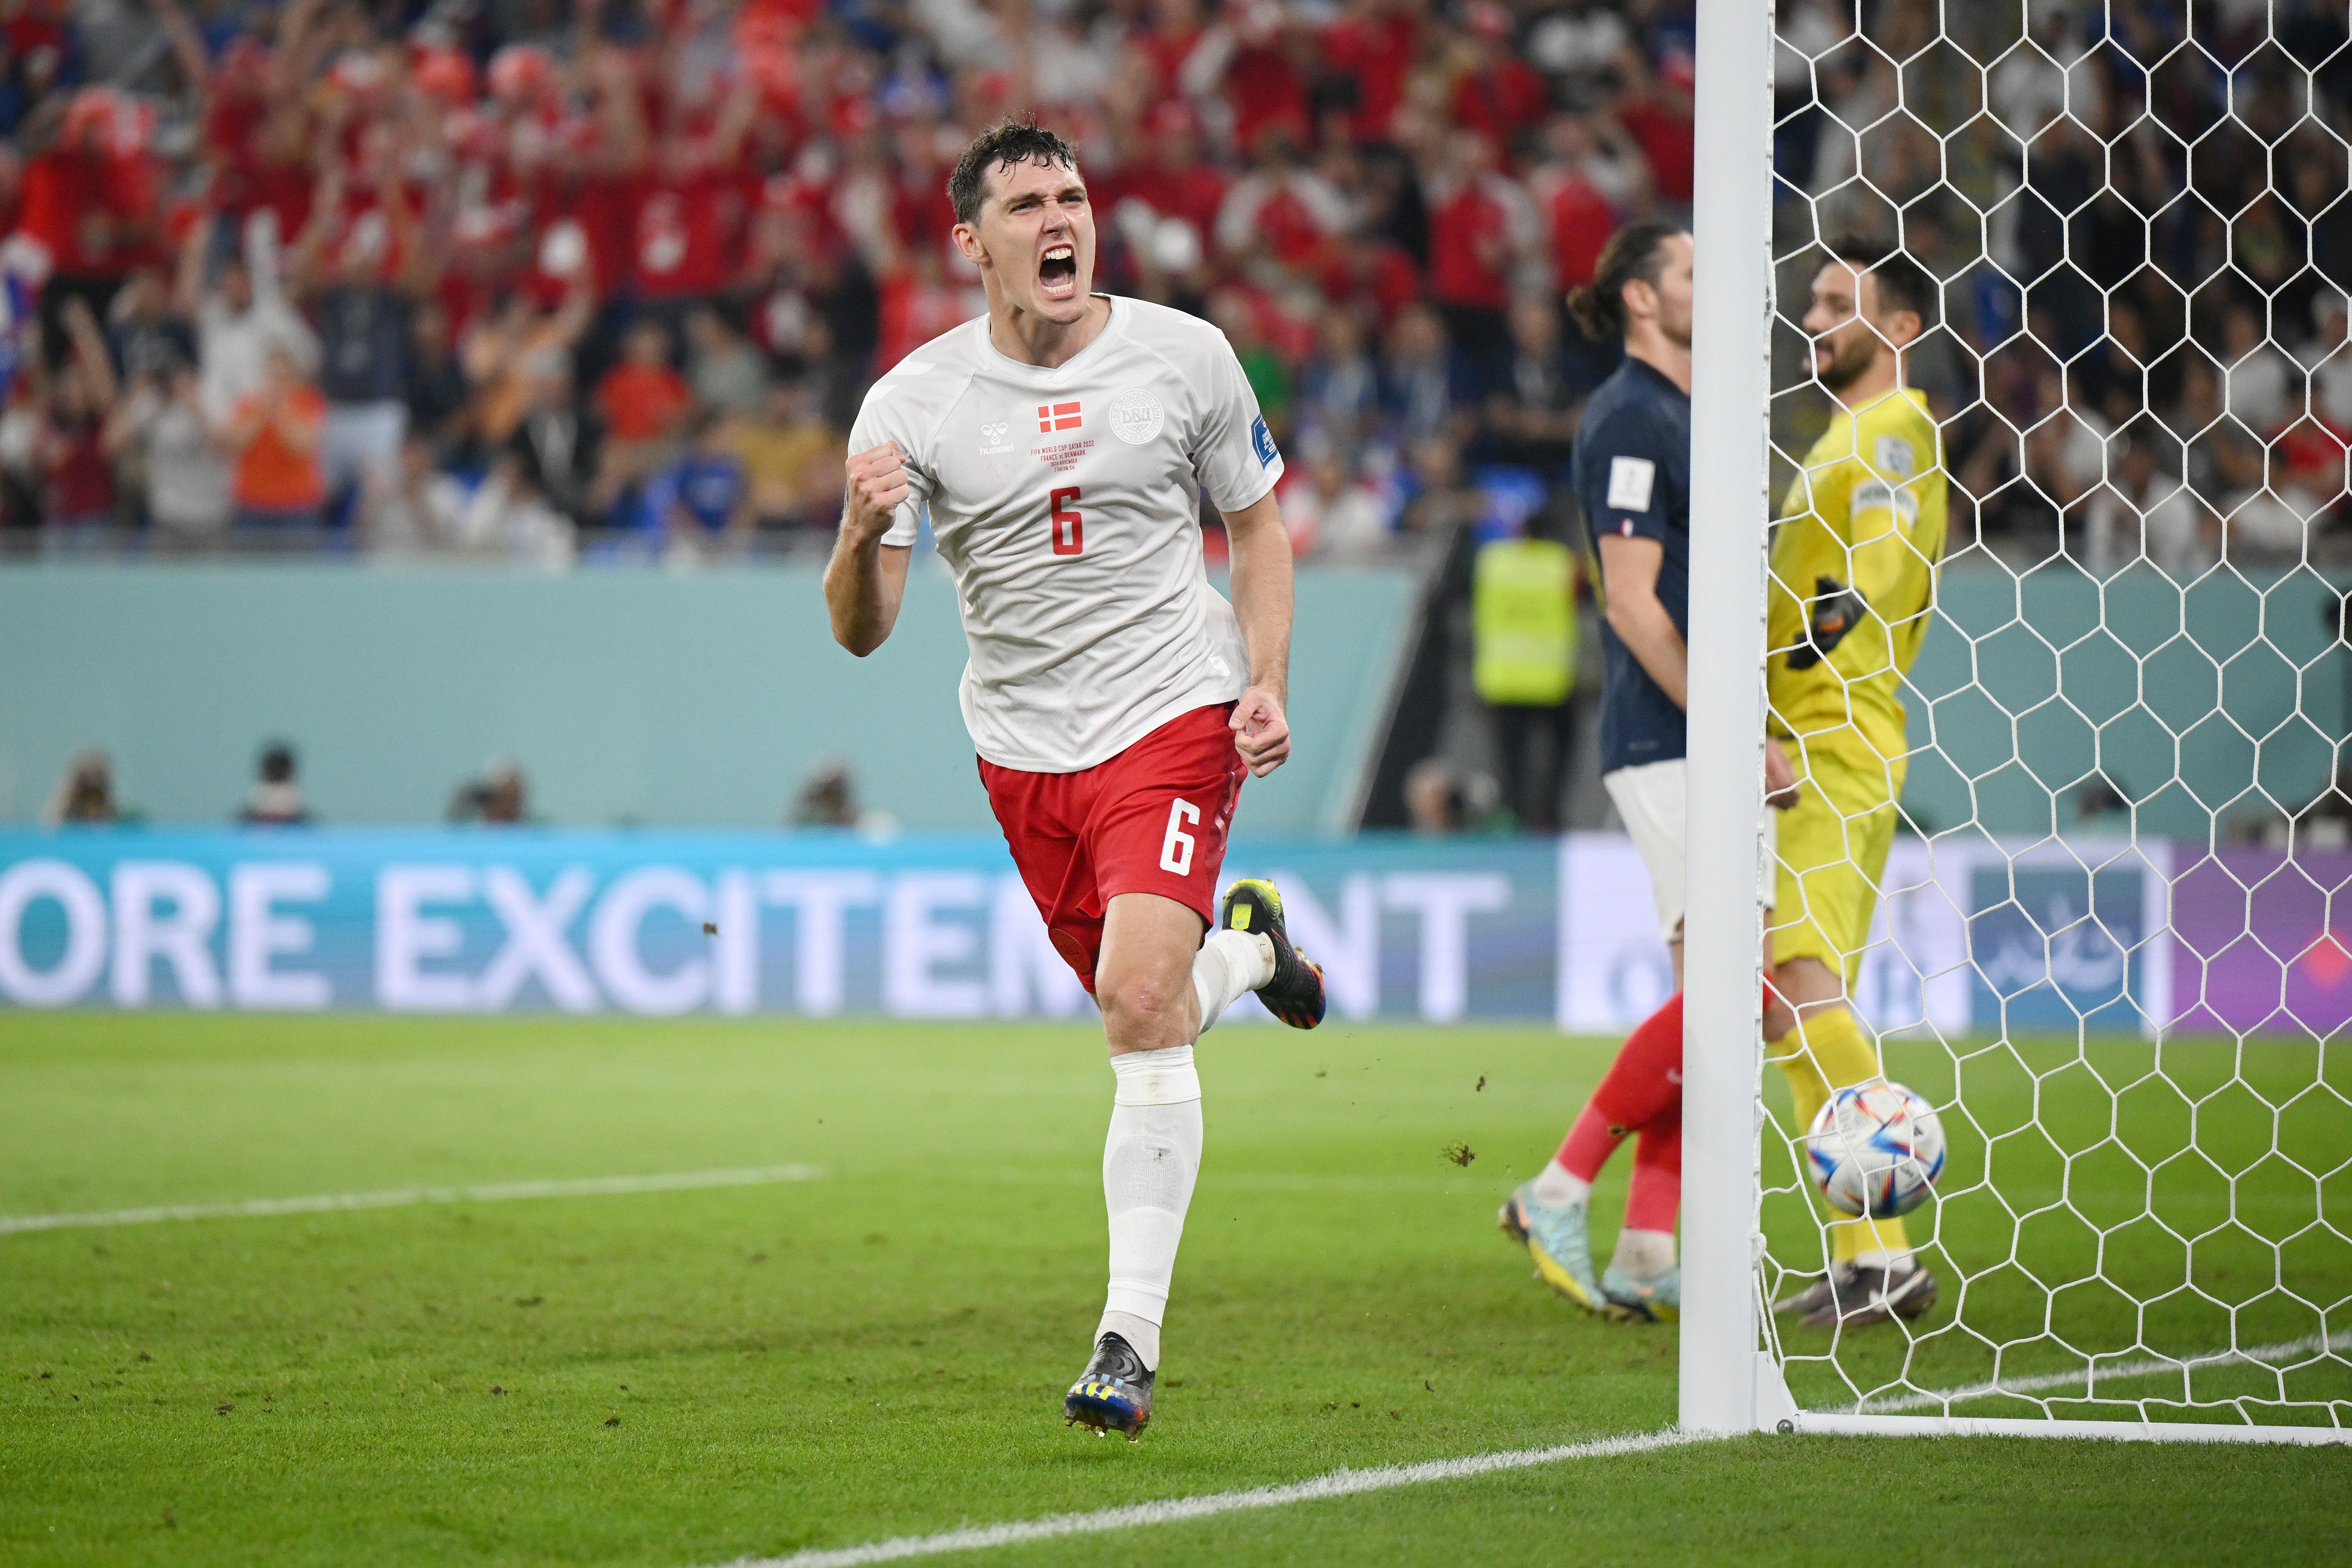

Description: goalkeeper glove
[1786,574,1868,671]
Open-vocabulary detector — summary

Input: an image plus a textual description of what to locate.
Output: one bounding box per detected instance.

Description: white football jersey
[848,295,1284,773]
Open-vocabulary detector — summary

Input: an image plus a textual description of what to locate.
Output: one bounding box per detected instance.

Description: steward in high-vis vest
[1472,533,1579,830]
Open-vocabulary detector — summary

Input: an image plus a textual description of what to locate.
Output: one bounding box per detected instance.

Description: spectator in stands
[1423,129,1541,392]
[1481,298,1585,470]
[179,210,317,432]
[1383,303,1469,447]
[402,300,468,457]
[2088,420,2214,578]
[369,435,465,558]
[450,760,528,825]
[730,379,839,536]
[107,353,231,550]
[2220,303,2293,436]
[593,317,693,515]
[684,305,769,419]
[224,342,327,541]
[106,267,192,387]
[640,410,751,562]
[289,151,439,537]
[2297,292,2352,429]
[38,297,119,547]
[239,740,309,825]
[452,449,576,567]
[790,756,861,828]
[44,749,116,825]
[1277,434,1390,559]
[1297,307,1381,456]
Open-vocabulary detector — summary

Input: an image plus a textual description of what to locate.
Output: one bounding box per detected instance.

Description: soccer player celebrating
[1500,224,1797,1321]
[1763,235,1948,1329]
[825,120,1326,1440]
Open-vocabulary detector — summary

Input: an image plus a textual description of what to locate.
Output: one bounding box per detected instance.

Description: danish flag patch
[1037,401,1082,432]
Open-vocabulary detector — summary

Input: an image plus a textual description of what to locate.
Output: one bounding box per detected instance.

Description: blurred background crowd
[0,0,1710,565]
[3,0,2350,831]
[0,0,2342,570]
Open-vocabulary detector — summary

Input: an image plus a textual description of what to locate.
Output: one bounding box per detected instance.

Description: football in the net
[1804,1081,1946,1219]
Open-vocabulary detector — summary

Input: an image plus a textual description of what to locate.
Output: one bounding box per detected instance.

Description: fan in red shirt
[1424,130,1539,380]
[1319,0,1420,143]
[18,88,162,286]
[1533,119,1621,291]
[1215,5,1314,154]
[592,317,694,517]
[1451,4,1552,151]
[1613,48,1695,208]
[633,89,758,308]
[1103,102,1228,241]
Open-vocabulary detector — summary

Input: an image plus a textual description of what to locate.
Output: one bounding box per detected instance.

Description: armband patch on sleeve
[1606,456,1656,512]
[1850,478,1921,523]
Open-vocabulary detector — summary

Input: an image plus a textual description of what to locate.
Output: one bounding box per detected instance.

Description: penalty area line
[713,1428,1713,1568]
[0,1164,827,1236]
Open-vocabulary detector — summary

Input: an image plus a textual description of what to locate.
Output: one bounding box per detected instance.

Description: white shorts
[323,400,408,494]
[1602,757,1777,943]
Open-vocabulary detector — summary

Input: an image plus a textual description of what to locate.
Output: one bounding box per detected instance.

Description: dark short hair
[1821,232,1937,327]
[948,118,1081,226]
[1565,222,1684,342]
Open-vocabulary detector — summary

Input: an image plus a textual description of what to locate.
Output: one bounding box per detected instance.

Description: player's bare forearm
[1596,532,1689,710]
[826,442,914,656]
[1609,597,1688,709]
[1220,488,1294,777]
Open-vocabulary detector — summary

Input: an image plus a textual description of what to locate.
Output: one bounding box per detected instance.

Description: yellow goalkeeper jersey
[1766,387,1947,761]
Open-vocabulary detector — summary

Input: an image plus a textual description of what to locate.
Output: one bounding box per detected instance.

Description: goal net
[1685,0,2351,1442]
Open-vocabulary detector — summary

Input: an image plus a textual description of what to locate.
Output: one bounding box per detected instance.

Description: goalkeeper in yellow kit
[1761,235,1947,1329]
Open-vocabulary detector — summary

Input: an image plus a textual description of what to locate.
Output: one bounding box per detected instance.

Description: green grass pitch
[3,1013,2346,1566]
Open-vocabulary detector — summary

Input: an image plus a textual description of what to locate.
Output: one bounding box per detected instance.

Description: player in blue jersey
[1498,222,1796,1320]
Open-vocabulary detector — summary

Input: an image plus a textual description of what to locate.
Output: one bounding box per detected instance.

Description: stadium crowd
[0,0,1684,561]
[0,0,2338,574]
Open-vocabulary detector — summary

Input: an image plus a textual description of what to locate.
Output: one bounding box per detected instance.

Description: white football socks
[1612,1228,1676,1278]
[1096,1044,1203,1372]
[1530,1157,1592,1209]
[1190,929,1274,1037]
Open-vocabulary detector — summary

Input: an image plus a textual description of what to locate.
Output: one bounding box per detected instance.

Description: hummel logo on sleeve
[1038,401,1082,432]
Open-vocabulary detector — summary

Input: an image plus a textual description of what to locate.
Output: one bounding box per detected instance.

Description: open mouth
[1039,244,1078,298]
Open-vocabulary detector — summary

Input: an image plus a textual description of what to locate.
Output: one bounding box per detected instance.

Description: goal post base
[1784,1413,2352,1447]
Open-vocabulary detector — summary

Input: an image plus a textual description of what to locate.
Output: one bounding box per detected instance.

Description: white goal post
[1682,0,2351,1445]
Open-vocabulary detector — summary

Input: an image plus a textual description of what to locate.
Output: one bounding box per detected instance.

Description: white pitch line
[1855,1331,2345,1414]
[714,1428,1711,1568]
[0,1164,826,1236]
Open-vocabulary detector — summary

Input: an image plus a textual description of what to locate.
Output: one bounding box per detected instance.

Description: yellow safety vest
[1472,537,1577,707]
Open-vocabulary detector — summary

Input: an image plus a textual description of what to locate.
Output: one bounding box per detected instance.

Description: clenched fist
[842,441,910,546]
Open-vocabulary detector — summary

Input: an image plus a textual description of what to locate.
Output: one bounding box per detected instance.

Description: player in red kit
[823,121,1326,1441]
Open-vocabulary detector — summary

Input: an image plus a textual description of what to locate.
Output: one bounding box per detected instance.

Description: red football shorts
[979,703,1247,993]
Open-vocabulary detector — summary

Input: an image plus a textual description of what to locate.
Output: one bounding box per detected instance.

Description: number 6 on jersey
[1050,486,1083,556]
[1159,798,1199,876]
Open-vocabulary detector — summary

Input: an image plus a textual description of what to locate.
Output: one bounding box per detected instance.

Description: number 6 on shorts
[1159,798,1200,876]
